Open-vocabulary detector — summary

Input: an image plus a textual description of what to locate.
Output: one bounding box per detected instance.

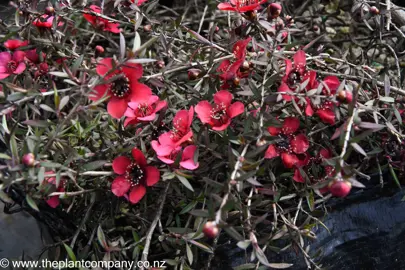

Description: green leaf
[126,58,157,64]
[119,32,126,60]
[49,71,69,78]
[176,174,194,192]
[23,120,51,127]
[233,264,257,270]
[189,209,209,217]
[186,243,193,265]
[26,195,39,212]
[82,160,107,171]
[237,240,251,250]
[63,243,77,262]
[223,226,244,241]
[179,201,197,214]
[59,96,70,111]
[38,167,45,185]
[97,225,109,250]
[389,163,401,189]
[0,153,11,160]
[133,36,158,55]
[379,96,394,103]
[188,240,213,253]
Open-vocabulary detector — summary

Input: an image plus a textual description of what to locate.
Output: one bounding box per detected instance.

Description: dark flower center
[210,103,229,126]
[170,117,189,142]
[125,162,145,187]
[110,76,130,98]
[276,134,290,151]
[136,104,153,117]
[287,70,301,87]
[7,60,17,73]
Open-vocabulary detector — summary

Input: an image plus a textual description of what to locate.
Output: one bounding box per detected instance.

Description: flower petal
[0,73,10,79]
[323,76,340,95]
[129,82,152,103]
[281,152,298,168]
[264,144,279,159]
[180,159,199,170]
[228,101,244,118]
[284,59,292,79]
[112,156,131,174]
[212,119,231,131]
[195,101,213,124]
[154,100,168,113]
[278,83,293,102]
[107,97,127,119]
[122,62,143,81]
[282,117,300,134]
[187,106,194,127]
[267,126,281,136]
[145,166,160,186]
[214,90,233,107]
[111,176,131,196]
[0,52,11,65]
[293,50,306,70]
[305,98,314,116]
[290,134,309,154]
[129,185,146,204]
[89,84,110,101]
[293,169,305,183]
[152,140,175,156]
[96,58,114,76]
[131,148,147,167]
[46,196,60,208]
[217,3,236,11]
[233,37,252,59]
[13,62,26,74]
[182,145,197,160]
[317,108,335,125]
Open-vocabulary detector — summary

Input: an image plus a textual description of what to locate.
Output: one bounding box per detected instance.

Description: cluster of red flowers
[278,50,349,125]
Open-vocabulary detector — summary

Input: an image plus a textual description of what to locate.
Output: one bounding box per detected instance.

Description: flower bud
[188,69,201,80]
[95,45,104,57]
[268,3,282,20]
[45,6,55,15]
[156,60,165,69]
[143,24,152,32]
[370,6,379,15]
[203,221,219,238]
[22,153,36,167]
[233,77,240,87]
[329,180,352,197]
[240,61,250,73]
[244,11,257,21]
[337,90,353,104]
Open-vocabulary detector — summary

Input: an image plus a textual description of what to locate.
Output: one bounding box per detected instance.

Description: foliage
[0,0,405,269]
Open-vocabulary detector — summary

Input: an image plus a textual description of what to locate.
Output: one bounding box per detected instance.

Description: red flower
[26,49,46,64]
[265,117,309,168]
[33,15,54,28]
[151,143,199,170]
[305,76,340,125]
[277,50,310,101]
[124,95,167,127]
[44,171,65,208]
[4,39,28,51]
[90,58,152,119]
[130,0,148,5]
[195,90,244,131]
[151,107,194,154]
[217,37,252,88]
[111,148,160,204]
[83,5,120,34]
[0,51,26,79]
[218,0,267,13]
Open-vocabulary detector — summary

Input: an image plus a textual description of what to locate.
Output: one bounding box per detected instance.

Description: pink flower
[124,95,167,127]
[151,107,194,154]
[25,49,46,64]
[151,143,199,170]
[0,51,26,79]
[130,0,148,5]
[90,58,152,119]
[83,5,120,33]
[265,117,310,168]
[4,39,28,51]
[195,90,244,131]
[33,15,54,28]
[218,0,267,13]
[111,148,160,204]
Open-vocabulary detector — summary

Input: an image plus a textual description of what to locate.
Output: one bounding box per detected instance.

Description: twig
[49,189,95,197]
[386,0,392,31]
[215,144,249,224]
[140,182,170,270]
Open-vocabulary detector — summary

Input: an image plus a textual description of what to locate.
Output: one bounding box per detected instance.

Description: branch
[140,182,170,269]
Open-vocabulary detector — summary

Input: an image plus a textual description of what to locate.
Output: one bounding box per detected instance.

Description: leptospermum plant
[1,1,403,269]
